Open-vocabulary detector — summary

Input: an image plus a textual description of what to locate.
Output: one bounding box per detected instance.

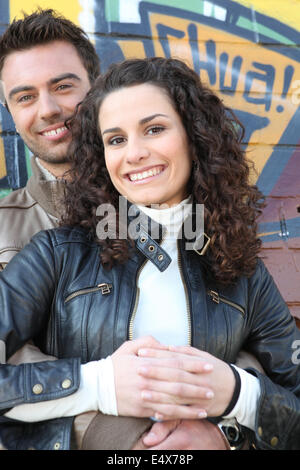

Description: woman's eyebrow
[102,113,169,135]
[139,113,168,125]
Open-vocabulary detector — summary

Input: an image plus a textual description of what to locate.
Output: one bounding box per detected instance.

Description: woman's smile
[125,164,166,183]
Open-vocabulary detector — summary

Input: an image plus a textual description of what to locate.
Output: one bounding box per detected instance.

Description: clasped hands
[111,336,235,450]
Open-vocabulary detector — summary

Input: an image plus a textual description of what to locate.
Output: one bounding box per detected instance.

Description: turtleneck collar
[137,196,193,239]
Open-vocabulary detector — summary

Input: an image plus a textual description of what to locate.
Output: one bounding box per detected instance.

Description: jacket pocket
[207,289,245,317]
[64,283,112,303]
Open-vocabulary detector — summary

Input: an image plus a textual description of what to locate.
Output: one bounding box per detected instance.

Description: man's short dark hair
[0,8,100,83]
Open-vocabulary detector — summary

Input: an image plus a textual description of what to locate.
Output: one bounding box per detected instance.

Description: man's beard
[23,136,70,165]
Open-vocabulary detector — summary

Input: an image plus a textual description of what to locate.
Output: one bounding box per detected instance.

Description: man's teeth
[43,126,67,137]
[129,167,162,181]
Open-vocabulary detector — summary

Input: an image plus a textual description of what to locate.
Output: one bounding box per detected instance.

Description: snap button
[61,379,72,389]
[258,426,263,437]
[32,383,43,395]
[148,245,155,252]
[270,436,278,447]
[53,442,61,450]
[157,254,164,261]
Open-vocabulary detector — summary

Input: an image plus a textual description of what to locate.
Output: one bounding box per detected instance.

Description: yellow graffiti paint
[236,0,300,32]
[144,11,300,183]
[9,0,82,25]
[117,40,146,59]
[0,143,7,180]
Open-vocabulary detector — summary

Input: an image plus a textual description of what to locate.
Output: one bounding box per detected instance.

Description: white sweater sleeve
[222,365,261,430]
[5,357,118,422]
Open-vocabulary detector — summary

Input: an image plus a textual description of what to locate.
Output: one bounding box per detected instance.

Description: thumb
[143,420,180,447]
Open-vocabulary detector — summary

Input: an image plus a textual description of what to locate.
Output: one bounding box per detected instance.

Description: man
[0,9,99,269]
[0,9,245,451]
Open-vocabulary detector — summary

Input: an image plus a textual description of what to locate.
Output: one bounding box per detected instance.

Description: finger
[141,384,214,405]
[122,336,169,354]
[150,404,208,421]
[138,352,213,374]
[138,363,212,387]
[143,420,180,447]
[168,345,204,356]
[168,346,214,364]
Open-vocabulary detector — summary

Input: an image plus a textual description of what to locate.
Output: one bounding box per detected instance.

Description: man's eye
[57,84,72,91]
[18,95,33,103]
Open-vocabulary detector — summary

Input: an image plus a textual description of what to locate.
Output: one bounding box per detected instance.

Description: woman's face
[99,83,192,207]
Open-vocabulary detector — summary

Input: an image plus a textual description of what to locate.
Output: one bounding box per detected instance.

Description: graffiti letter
[188,24,216,86]
[219,52,243,94]
[243,62,275,111]
[156,24,185,58]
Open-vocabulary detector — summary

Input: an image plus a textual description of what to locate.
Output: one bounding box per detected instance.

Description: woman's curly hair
[62,57,265,285]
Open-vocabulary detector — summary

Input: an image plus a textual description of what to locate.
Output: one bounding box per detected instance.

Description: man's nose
[38,92,61,120]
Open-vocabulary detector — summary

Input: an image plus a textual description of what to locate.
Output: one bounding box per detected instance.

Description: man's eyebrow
[102,113,169,135]
[48,73,81,86]
[8,85,34,100]
[8,73,81,100]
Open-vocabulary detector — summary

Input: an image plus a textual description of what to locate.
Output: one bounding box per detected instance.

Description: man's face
[1,40,91,164]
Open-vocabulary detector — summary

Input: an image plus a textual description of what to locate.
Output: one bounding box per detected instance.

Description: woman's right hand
[111,336,168,417]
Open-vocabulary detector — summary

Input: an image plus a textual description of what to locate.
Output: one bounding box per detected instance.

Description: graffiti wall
[0,0,300,319]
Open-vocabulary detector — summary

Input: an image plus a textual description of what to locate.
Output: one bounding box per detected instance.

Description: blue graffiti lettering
[243,62,275,111]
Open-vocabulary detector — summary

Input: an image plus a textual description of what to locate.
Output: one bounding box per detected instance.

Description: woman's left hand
[137,345,235,419]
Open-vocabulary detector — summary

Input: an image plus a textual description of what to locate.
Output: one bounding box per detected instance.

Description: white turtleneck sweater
[6,198,260,432]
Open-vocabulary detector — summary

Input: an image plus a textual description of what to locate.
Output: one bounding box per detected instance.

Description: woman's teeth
[129,166,163,181]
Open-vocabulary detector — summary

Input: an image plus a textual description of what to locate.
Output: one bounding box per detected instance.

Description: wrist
[222,364,241,417]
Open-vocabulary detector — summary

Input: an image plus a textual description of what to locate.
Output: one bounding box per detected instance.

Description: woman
[0,57,299,451]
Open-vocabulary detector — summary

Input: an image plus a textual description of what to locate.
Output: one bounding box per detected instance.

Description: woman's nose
[125,137,150,164]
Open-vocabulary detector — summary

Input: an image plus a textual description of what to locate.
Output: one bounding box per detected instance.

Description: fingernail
[204,363,213,371]
[141,390,152,399]
[198,410,207,418]
[206,391,214,399]
[144,432,156,442]
[138,349,147,356]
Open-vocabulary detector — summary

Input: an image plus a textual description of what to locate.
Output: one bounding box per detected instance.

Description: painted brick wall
[0,0,299,323]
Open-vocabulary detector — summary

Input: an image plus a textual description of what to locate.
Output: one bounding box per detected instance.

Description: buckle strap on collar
[136,228,171,272]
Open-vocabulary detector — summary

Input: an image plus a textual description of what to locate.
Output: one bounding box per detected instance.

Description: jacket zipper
[207,289,245,316]
[128,230,167,340]
[128,260,147,340]
[177,239,192,346]
[65,283,112,303]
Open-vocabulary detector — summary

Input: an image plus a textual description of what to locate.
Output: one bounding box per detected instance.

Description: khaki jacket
[0,158,65,269]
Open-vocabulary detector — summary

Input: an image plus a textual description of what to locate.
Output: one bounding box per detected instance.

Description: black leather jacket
[0,223,300,450]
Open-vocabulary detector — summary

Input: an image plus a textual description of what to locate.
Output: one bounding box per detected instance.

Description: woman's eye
[147,126,164,135]
[109,136,125,145]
